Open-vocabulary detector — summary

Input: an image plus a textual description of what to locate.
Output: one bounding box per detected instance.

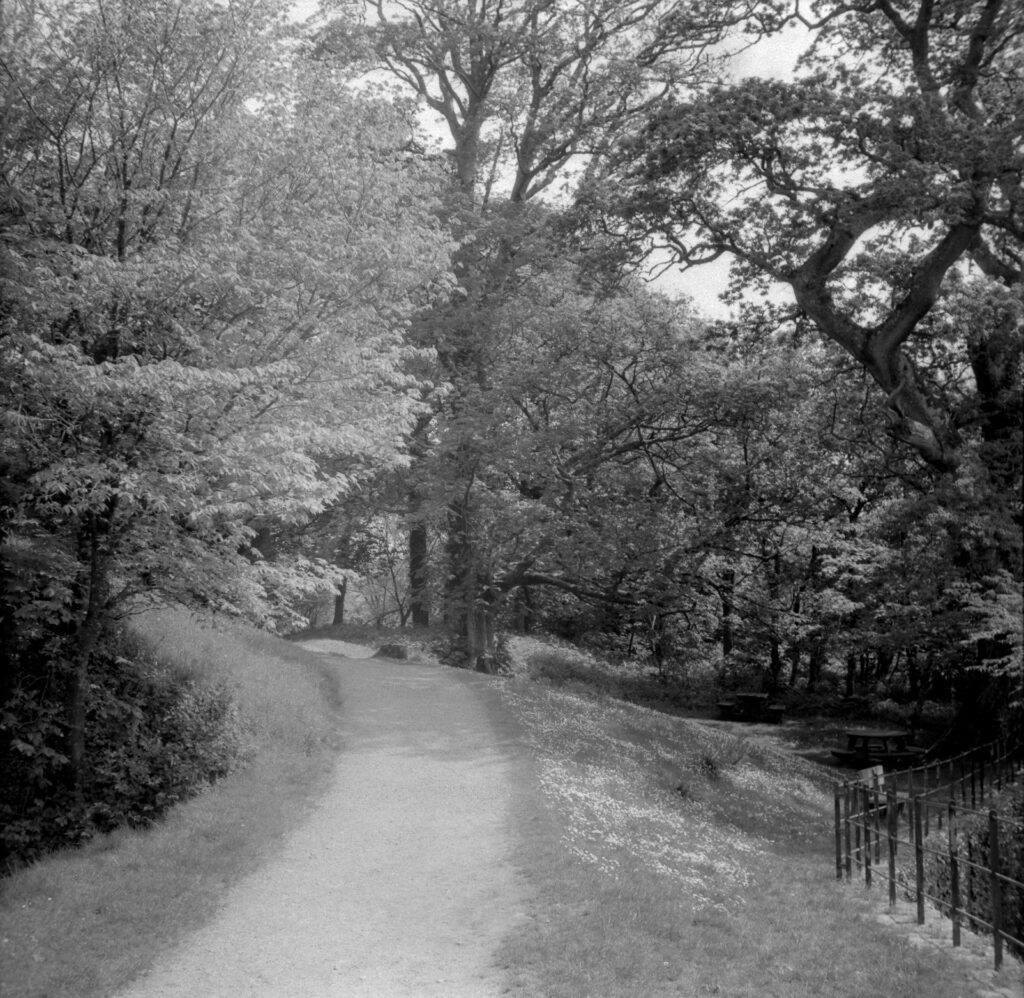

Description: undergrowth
[1,624,248,872]
[0,607,341,998]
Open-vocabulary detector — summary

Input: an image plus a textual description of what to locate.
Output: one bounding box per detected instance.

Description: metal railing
[833,738,1024,970]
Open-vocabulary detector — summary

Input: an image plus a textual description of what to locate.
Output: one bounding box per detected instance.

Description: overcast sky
[657,24,809,318]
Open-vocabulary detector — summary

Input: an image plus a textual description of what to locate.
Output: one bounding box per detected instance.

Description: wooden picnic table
[716,692,784,724]
[831,728,925,770]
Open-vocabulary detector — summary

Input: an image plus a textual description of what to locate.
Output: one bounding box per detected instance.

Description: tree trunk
[907,645,920,702]
[407,413,433,627]
[67,516,109,799]
[332,577,347,626]
[513,585,533,634]
[788,644,801,687]
[409,522,430,627]
[445,494,495,667]
[768,639,783,692]
[720,569,735,659]
[807,643,824,693]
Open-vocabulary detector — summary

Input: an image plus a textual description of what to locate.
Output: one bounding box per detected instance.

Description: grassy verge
[0,608,342,998]
[496,649,1023,998]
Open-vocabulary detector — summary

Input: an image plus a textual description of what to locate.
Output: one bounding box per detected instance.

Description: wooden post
[854,790,862,877]
[949,802,961,947]
[988,809,1003,971]
[864,785,873,888]
[887,787,898,906]
[834,787,843,880]
[844,784,853,880]
[913,796,925,925]
[873,783,883,865]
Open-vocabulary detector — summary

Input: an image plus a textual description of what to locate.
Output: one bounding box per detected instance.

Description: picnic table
[831,728,925,770]
[716,692,785,724]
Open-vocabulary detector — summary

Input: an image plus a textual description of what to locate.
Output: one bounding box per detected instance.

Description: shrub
[0,631,247,872]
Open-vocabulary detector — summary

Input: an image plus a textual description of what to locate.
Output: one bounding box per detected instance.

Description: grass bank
[495,644,1023,998]
[0,608,342,998]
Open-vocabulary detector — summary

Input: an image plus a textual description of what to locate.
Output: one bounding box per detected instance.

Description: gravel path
[116,643,527,998]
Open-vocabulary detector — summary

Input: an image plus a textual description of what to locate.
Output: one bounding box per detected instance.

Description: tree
[313,0,745,660]
[593,0,1023,473]
[1,0,450,791]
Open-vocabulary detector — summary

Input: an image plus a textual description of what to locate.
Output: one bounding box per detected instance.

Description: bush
[0,631,247,872]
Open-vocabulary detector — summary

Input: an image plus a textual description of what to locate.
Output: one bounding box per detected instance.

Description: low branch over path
[116,645,527,998]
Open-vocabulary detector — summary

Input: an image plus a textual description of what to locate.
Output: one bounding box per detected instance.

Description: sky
[654,24,810,318]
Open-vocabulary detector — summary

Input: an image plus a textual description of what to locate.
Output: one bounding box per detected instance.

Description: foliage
[0,629,246,871]
[594,0,1024,472]
[0,0,450,852]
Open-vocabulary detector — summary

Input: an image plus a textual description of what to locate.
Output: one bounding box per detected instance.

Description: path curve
[116,644,527,998]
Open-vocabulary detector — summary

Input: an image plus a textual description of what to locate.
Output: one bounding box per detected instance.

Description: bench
[717,696,785,723]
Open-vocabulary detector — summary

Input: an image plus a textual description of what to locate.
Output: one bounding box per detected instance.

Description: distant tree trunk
[907,646,920,702]
[845,653,856,697]
[721,569,735,659]
[68,513,110,799]
[807,643,824,693]
[332,577,347,626]
[768,640,783,692]
[408,414,432,627]
[513,585,533,634]
[788,644,801,686]
[466,598,495,670]
[877,647,895,683]
[409,522,430,626]
[446,494,494,667]
[766,551,782,691]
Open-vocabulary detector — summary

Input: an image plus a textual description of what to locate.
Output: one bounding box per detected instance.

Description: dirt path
[116,644,527,998]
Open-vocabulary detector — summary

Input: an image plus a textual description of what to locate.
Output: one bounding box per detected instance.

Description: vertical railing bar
[949,800,961,948]
[834,786,843,880]
[844,782,852,880]
[989,809,1003,971]
[913,795,925,925]
[864,784,872,888]
[887,786,897,907]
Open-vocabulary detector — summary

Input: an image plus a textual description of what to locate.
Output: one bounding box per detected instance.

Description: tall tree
[313,0,739,660]
[1,0,449,788]
[593,0,1023,473]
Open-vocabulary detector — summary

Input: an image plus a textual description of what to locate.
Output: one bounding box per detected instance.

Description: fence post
[949,801,961,947]
[863,784,873,888]
[988,809,1003,971]
[834,787,843,880]
[844,783,852,880]
[913,796,925,925]
[873,782,882,865]
[854,787,862,877]
[887,786,898,906]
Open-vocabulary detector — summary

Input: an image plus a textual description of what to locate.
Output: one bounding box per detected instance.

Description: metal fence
[833,738,1024,970]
